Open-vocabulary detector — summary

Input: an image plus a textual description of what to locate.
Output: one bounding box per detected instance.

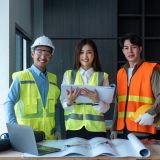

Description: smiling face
[79,44,95,70]
[31,46,52,72]
[122,39,142,68]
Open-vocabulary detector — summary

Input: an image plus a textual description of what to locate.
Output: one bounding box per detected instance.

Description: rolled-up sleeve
[147,67,160,123]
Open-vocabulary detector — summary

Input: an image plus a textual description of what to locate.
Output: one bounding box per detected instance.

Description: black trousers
[66,127,107,139]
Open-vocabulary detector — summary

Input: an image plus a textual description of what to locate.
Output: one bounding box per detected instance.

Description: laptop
[6,123,61,156]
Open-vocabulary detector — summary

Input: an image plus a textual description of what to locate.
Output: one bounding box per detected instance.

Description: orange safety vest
[117,62,159,134]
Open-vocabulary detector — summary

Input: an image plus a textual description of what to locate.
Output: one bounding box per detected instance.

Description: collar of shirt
[30,64,47,77]
[80,67,94,78]
[123,60,144,76]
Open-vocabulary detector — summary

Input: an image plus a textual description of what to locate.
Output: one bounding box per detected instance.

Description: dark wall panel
[44,0,80,38]
[44,0,117,38]
[79,0,117,38]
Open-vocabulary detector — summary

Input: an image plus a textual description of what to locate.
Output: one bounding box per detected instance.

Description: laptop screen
[6,123,60,156]
[7,123,39,155]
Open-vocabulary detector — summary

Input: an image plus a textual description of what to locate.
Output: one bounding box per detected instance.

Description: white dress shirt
[60,67,110,113]
[127,67,134,86]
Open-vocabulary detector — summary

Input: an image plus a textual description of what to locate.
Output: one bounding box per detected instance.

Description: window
[16,29,31,71]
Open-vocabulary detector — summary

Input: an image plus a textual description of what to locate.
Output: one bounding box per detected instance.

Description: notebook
[6,123,61,156]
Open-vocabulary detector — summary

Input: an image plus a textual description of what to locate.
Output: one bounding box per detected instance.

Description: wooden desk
[0,144,160,160]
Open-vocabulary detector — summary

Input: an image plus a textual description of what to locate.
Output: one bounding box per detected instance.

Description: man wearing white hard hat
[5,36,60,140]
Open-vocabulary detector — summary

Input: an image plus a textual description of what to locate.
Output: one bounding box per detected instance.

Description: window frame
[15,28,31,71]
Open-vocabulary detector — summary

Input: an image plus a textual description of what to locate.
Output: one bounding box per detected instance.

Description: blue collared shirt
[5,65,49,123]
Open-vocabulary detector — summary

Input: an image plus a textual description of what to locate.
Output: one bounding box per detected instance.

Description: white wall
[0,0,33,134]
[0,0,9,134]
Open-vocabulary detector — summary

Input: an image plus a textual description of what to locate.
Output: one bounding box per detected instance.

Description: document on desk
[61,84,116,104]
[23,133,150,158]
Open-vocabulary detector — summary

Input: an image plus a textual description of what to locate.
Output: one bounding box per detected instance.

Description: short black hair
[119,33,142,48]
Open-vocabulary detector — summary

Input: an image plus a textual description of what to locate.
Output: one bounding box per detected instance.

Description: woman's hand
[80,88,100,103]
[66,87,81,106]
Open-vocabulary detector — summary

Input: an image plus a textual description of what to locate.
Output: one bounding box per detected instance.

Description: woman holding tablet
[60,39,110,139]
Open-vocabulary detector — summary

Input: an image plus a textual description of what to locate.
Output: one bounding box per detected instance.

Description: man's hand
[135,113,155,125]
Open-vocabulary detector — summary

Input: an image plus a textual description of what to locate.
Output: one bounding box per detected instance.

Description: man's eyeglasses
[34,48,52,58]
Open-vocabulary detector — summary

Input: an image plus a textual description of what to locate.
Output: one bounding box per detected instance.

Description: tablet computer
[61,84,115,104]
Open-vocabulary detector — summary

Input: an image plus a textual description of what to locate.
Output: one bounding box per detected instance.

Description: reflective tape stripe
[118,95,153,104]
[118,96,126,101]
[65,114,104,121]
[118,112,134,118]
[98,72,104,86]
[118,112,124,118]
[85,114,104,121]
[20,81,56,86]
[75,103,98,105]
[70,70,77,84]
[49,82,57,86]
[65,114,83,120]
[20,80,35,84]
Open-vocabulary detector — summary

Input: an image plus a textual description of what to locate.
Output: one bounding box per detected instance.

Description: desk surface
[0,144,160,160]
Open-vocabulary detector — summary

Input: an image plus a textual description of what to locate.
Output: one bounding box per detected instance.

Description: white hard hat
[31,35,55,54]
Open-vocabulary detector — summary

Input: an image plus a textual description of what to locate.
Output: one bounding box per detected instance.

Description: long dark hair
[74,39,102,71]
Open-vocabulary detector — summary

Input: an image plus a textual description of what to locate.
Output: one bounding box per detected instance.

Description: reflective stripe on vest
[118,112,134,118]
[85,114,105,121]
[118,95,154,104]
[65,113,104,121]
[65,114,83,120]
[20,80,35,84]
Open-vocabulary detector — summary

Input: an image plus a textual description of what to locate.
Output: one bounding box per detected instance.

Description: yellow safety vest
[12,69,60,139]
[64,69,108,132]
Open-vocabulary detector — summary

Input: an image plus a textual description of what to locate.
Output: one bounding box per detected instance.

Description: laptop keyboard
[37,144,61,154]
